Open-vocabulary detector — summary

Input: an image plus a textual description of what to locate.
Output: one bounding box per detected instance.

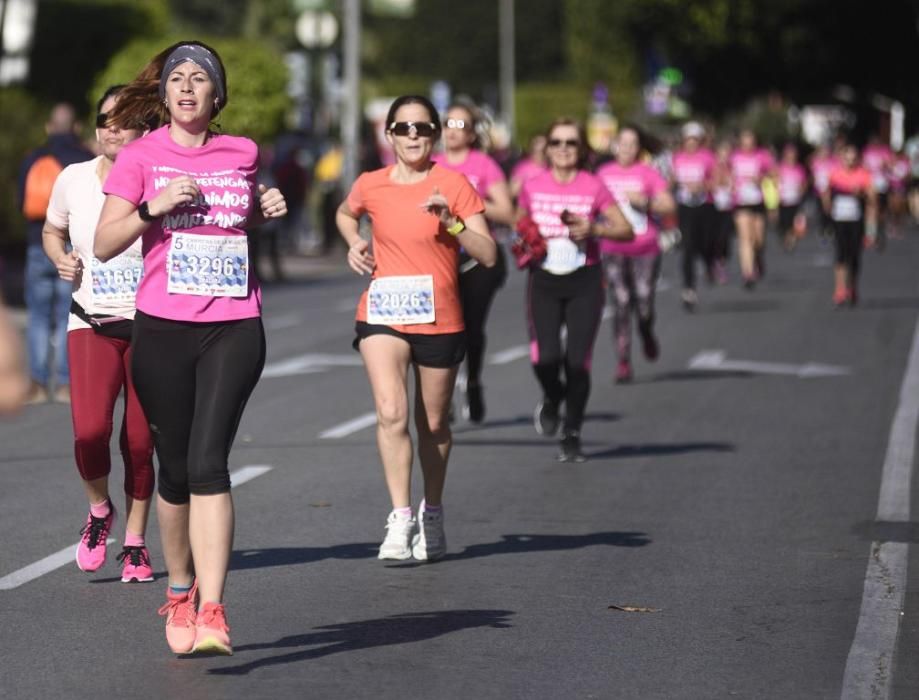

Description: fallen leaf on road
[608,605,661,613]
[309,501,333,507]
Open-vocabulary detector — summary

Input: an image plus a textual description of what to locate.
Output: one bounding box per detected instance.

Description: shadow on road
[642,370,753,382]
[207,609,514,675]
[702,299,783,313]
[445,531,650,562]
[586,441,735,459]
[229,542,379,571]
[452,412,620,434]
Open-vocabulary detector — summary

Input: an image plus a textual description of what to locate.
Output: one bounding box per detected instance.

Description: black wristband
[138,201,156,222]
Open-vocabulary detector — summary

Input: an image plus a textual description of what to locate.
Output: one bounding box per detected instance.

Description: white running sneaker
[378,510,416,560]
[412,500,446,562]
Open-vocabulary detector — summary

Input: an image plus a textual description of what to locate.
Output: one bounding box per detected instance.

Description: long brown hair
[107,40,228,132]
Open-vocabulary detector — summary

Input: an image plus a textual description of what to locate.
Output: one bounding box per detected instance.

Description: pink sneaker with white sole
[117,546,154,583]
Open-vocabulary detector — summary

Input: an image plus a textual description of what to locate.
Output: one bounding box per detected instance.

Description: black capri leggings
[833,220,865,277]
[526,264,604,434]
[459,244,507,385]
[131,311,266,504]
[678,203,714,290]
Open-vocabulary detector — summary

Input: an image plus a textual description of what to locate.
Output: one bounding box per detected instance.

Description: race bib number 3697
[167,231,249,297]
[367,275,435,325]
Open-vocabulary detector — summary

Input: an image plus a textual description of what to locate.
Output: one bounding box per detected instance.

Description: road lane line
[841,320,919,699]
[320,411,377,439]
[489,345,529,365]
[0,465,274,591]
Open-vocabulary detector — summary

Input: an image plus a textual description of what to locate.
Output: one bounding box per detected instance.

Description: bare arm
[42,221,81,282]
[484,180,515,227]
[566,203,634,242]
[337,201,375,276]
[452,211,497,267]
[650,190,676,218]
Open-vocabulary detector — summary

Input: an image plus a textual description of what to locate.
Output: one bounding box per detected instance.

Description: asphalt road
[2,230,918,699]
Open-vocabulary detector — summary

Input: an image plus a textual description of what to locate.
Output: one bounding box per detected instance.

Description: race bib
[167,231,249,297]
[832,194,862,222]
[779,182,801,205]
[542,237,587,275]
[367,275,435,325]
[677,187,706,207]
[713,188,733,211]
[90,251,144,304]
[738,181,762,205]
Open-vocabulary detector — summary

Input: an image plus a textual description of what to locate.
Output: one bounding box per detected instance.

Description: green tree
[92,36,291,144]
[0,89,48,248]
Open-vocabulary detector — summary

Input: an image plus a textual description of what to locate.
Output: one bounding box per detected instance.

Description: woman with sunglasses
[42,85,154,584]
[94,41,287,656]
[337,95,496,562]
[432,101,514,423]
[596,125,675,383]
[518,118,633,462]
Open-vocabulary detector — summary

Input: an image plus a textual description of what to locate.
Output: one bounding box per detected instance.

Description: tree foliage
[92,36,291,144]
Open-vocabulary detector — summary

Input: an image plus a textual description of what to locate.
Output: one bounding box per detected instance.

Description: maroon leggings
[67,329,155,500]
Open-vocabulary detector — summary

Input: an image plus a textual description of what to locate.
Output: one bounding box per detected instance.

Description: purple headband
[158,44,226,105]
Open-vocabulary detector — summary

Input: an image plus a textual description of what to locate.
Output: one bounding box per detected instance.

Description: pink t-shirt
[730,148,774,206]
[104,126,261,323]
[671,149,715,206]
[432,149,506,236]
[810,155,839,194]
[518,170,614,272]
[863,144,892,192]
[596,161,668,257]
[777,163,807,205]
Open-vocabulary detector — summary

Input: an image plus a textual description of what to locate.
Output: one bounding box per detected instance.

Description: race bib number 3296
[167,231,249,297]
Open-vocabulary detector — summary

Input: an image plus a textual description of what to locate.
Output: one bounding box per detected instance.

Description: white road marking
[489,345,530,365]
[841,319,919,699]
[0,465,274,591]
[262,353,364,378]
[319,411,378,439]
[688,350,850,378]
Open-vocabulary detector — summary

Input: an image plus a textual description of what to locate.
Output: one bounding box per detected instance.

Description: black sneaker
[558,431,586,463]
[534,398,560,436]
[465,382,485,424]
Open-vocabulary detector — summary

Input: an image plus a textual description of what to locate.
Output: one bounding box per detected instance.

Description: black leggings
[526,265,604,433]
[459,245,507,385]
[833,220,865,278]
[131,311,266,504]
[678,203,714,289]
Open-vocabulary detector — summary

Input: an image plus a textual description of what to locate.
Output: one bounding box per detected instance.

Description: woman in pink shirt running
[517,118,633,462]
[730,129,774,288]
[94,41,288,657]
[433,101,514,423]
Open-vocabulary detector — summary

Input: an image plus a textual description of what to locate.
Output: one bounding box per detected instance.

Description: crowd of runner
[8,44,912,658]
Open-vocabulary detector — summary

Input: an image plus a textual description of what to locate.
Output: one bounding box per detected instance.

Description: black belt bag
[70,300,134,341]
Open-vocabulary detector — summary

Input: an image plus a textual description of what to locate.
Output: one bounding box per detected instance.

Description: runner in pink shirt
[863,134,893,250]
[94,41,288,657]
[510,134,548,199]
[671,121,715,309]
[888,149,910,238]
[776,142,809,251]
[517,118,632,462]
[597,125,675,383]
[809,143,839,239]
[711,139,735,283]
[433,101,514,423]
[730,129,774,288]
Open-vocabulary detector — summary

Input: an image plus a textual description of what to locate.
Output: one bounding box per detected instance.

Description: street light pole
[499,0,515,145]
[341,0,361,193]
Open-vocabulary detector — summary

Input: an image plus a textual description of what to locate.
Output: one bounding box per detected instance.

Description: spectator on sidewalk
[17,103,93,404]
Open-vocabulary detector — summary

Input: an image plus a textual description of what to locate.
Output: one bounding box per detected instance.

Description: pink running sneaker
[157,582,198,654]
[75,501,116,572]
[117,546,154,583]
[192,602,233,655]
[615,360,633,384]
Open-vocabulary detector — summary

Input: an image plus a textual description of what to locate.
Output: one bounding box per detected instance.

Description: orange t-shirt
[346,164,484,334]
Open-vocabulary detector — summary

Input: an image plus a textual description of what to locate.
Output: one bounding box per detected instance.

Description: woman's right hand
[55,250,82,282]
[149,176,201,217]
[347,238,375,276]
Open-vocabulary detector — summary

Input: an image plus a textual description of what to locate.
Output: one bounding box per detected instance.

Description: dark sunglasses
[389,121,437,137]
[548,138,580,148]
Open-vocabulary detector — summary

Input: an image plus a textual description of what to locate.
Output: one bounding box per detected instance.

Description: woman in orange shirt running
[336,95,496,562]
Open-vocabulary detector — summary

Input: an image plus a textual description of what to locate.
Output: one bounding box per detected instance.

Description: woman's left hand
[420,186,458,229]
[563,212,593,240]
[258,184,288,219]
